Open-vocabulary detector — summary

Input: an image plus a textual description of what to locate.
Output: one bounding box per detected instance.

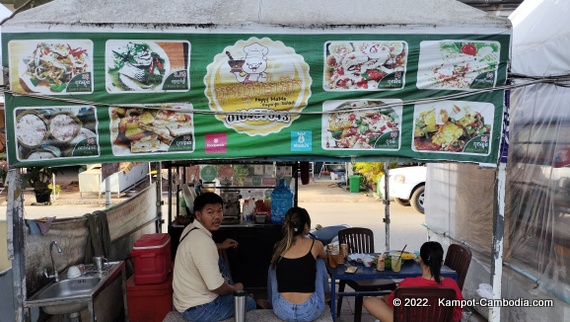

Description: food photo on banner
[2,31,509,168]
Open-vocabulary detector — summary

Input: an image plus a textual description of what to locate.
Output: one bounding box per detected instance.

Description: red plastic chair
[444,244,472,291]
[337,227,396,322]
[393,286,457,322]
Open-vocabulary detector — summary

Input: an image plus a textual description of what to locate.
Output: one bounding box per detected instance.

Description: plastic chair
[393,286,457,322]
[336,227,396,322]
[444,244,472,290]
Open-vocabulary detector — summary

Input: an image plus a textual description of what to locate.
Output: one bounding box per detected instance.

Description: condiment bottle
[376,255,385,271]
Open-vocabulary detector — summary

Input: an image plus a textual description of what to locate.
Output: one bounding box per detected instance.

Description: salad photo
[412,101,494,153]
[324,41,407,91]
[322,100,402,150]
[416,40,500,90]
[9,40,93,94]
[106,41,171,92]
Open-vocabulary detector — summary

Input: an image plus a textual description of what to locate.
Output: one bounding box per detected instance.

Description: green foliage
[24,167,62,191]
[353,162,384,184]
[48,183,61,195]
[352,162,400,189]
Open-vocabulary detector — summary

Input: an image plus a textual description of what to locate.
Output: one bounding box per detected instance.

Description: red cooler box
[131,233,172,285]
[127,272,173,322]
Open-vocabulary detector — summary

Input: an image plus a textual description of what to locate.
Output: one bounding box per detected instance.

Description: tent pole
[156,162,163,233]
[383,163,390,252]
[490,162,506,322]
[7,169,29,321]
[167,162,173,225]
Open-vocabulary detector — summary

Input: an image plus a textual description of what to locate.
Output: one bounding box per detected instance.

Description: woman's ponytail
[420,241,444,283]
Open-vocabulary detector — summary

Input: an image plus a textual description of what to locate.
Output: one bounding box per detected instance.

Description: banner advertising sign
[2,31,509,167]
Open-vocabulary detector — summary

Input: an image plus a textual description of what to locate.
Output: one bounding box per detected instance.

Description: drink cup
[234,290,246,322]
[340,243,348,258]
[391,255,402,272]
[376,255,385,271]
[328,251,339,268]
[334,253,345,265]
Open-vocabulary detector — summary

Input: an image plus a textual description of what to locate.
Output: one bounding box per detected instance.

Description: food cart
[0,0,512,320]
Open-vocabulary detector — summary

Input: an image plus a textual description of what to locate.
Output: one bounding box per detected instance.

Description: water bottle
[234,290,246,322]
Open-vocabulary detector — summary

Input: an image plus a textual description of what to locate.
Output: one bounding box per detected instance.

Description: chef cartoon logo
[205,37,312,136]
[227,43,269,84]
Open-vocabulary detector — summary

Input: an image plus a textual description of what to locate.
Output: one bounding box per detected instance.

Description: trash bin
[349,175,361,193]
[377,177,382,196]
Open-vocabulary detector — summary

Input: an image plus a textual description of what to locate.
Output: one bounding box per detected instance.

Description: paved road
[297,181,427,253]
[1,180,427,253]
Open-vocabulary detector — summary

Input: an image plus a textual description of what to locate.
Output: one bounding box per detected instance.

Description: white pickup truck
[378,165,426,214]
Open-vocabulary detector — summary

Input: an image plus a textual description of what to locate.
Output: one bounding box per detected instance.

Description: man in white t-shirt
[173,192,257,321]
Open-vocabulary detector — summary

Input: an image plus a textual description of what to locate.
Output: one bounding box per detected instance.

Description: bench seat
[163,308,333,321]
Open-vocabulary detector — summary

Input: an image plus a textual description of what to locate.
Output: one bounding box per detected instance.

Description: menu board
[2,31,510,167]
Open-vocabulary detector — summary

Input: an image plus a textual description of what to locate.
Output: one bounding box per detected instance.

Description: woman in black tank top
[268,207,329,321]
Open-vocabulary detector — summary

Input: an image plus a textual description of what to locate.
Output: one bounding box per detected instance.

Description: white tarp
[510,0,570,75]
[507,0,570,309]
[2,0,508,29]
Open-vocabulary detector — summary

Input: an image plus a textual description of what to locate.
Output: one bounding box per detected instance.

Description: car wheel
[411,185,425,214]
[395,198,411,207]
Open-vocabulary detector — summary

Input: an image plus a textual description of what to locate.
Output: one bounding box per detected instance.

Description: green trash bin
[349,175,361,193]
[377,177,382,196]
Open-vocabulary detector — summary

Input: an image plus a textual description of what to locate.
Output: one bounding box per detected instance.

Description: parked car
[379,165,426,214]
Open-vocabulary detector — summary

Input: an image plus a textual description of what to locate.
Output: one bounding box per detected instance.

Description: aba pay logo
[292,131,312,152]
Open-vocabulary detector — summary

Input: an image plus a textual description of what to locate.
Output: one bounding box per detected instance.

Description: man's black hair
[193,192,224,213]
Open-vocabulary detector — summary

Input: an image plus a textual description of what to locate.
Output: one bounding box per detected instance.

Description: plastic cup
[334,254,345,265]
[375,255,385,271]
[329,251,339,268]
[391,255,402,272]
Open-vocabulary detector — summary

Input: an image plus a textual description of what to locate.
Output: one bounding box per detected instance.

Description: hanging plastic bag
[271,179,293,225]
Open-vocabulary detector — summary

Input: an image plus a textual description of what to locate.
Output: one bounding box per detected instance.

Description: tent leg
[490,162,506,322]
[383,163,390,252]
[7,169,29,321]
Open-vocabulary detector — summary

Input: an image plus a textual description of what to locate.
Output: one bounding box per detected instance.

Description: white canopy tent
[1,1,512,321]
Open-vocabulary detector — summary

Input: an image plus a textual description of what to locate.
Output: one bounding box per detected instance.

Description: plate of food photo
[413,101,494,153]
[417,40,500,90]
[322,99,401,150]
[106,41,170,92]
[110,104,193,155]
[17,41,92,94]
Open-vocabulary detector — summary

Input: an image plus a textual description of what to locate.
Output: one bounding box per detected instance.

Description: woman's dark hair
[420,241,445,283]
[193,192,223,213]
[270,207,311,269]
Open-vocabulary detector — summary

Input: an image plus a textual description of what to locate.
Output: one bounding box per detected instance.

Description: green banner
[2,31,510,167]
